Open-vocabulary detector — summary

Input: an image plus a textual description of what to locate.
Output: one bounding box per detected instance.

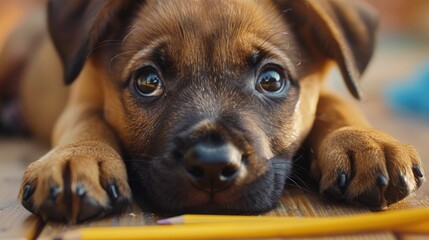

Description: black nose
[183,140,242,191]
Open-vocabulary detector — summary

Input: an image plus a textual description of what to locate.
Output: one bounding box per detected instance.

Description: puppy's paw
[18,142,131,223]
[313,127,425,209]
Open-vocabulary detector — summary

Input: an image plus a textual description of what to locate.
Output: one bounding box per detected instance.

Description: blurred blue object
[385,61,429,121]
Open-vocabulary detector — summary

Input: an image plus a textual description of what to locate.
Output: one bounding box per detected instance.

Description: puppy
[0,0,424,223]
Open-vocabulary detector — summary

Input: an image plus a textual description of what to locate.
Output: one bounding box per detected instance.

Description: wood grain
[0,138,47,240]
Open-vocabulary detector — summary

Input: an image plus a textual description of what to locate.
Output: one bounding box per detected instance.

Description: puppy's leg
[307,92,425,209]
[18,61,131,223]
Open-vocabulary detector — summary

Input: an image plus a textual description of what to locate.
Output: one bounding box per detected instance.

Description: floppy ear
[272,0,378,99]
[48,0,144,84]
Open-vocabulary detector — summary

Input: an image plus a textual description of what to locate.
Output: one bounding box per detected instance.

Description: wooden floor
[1,1,429,240]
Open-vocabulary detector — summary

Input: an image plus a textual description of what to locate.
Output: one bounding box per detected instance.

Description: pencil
[155,209,429,235]
[59,208,429,240]
[157,208,429,228]
[397,220,429,234]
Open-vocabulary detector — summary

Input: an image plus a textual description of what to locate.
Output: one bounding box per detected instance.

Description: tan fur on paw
[18,141,131,223]
[312,127,425,209]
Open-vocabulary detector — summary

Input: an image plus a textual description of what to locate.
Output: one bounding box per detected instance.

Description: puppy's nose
[183,141,241,191]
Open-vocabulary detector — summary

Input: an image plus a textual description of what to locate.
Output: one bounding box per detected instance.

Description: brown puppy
[0,0,424,223]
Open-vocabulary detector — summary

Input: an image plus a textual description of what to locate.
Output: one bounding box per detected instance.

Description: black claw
[412,165,424,178]
[107,183,119,200]
[106,183,130,214]
[21,185,35,213]
[337,172,348,193]
[376,175,388,187]
[23,184,32,201]
[22,199,34,213]
[399,174,407,186]
[49,185,61,199]
[77,195,105,223]
[384,174,410,205]
[356,174,388,209]
[416,177,425,188]
[111,196,130,214]
[324,172,349,199]
[76,185,86,197]
[412,165,425,188]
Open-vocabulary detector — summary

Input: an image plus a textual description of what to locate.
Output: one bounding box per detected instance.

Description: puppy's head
[49,0,377,213]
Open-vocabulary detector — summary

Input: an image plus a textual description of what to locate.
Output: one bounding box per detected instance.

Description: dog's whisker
[108,50,138,72]
[282,8,293,14]
[284,41,290,50]
[87,40,123,58]
[287,175,311,192]
[271,168,290,173]
[295,50,302,66]
[291,164,312,176]
[122,24,141,44]
[285,176,311,192]
[257,31,289,50]
[284,182,310,193]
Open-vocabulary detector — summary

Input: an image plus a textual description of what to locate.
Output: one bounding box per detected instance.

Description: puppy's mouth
[130,152,292,214]
[125,118,294,214]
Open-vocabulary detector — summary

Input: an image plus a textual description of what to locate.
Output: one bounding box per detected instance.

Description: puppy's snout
[183,139,242,191]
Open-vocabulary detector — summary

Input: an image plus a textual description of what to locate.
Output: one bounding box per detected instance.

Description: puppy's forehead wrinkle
[253,36,298,77]
[124,37,168,75]
[174,86,238,126]
[124,0,298,76]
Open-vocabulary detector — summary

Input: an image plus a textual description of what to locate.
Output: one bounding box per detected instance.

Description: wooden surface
[1,1,429,240]
[0,138,46,240]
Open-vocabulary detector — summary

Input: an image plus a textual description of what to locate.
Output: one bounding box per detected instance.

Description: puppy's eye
[256,68,289,94]
[134,70,164,97]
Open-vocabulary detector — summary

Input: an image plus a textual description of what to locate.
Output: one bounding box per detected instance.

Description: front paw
[18,142,131,223]
[313,127,425,209]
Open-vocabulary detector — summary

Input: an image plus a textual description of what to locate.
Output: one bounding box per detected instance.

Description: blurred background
[0,0,44,51]
[0,0,428,189]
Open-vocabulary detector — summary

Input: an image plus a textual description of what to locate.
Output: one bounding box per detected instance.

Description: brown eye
[135,70,164,97]
[256,69,288,93]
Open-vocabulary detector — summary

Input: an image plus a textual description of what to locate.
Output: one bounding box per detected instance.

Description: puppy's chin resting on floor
[133,155,291,214]
[2,0,423,223]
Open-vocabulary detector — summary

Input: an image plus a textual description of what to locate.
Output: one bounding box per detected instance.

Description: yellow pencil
[156,209,429,234]
[60,208,429,240]
[397,220,429,234]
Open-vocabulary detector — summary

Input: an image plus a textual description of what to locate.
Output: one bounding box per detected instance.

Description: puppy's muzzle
[178,133,243,192]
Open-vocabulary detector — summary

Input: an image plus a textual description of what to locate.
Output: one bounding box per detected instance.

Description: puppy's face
[104,0,318,213]
[49,0,377,213]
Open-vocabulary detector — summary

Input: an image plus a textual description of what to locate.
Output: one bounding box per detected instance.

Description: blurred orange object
[0,0,44,52]
[363,0,429,36]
